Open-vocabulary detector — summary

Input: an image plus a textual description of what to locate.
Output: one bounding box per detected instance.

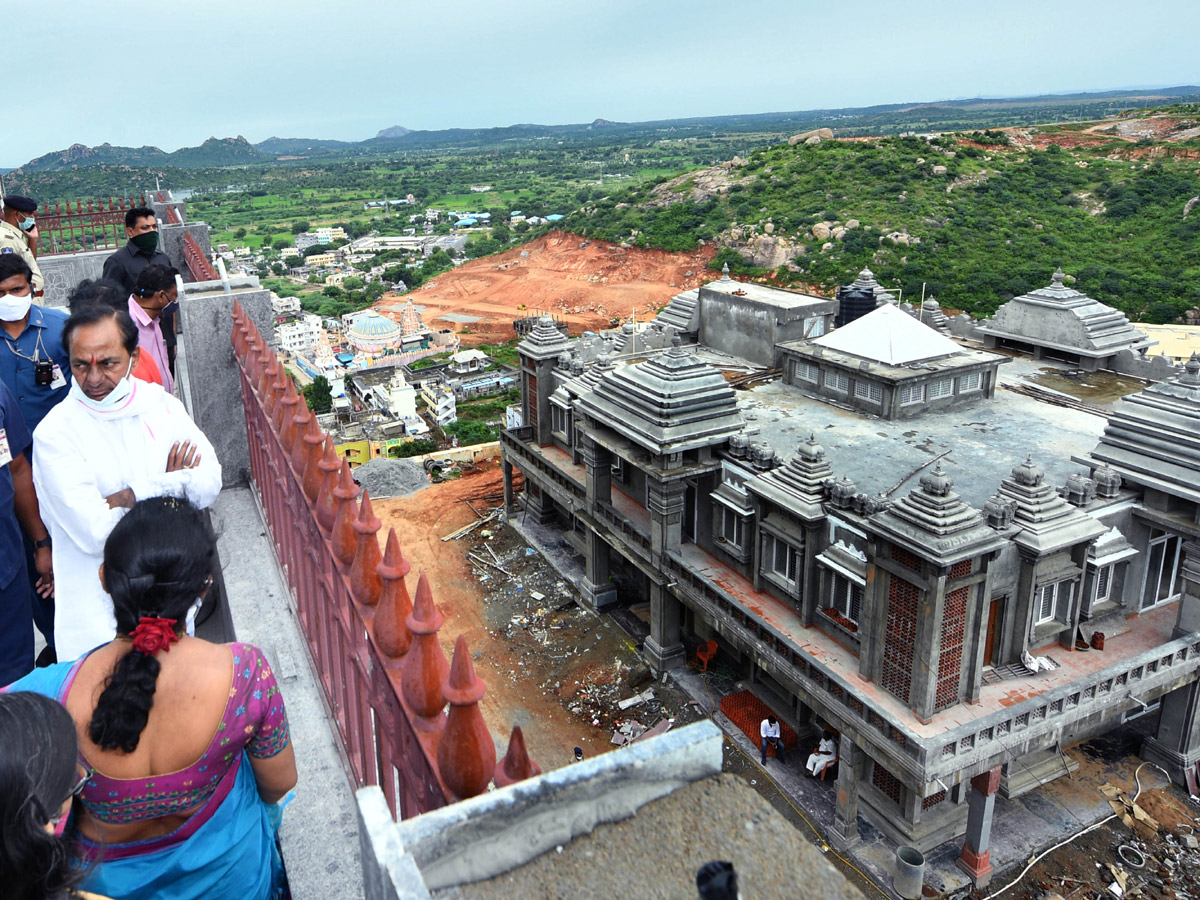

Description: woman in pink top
[5,498,297,900]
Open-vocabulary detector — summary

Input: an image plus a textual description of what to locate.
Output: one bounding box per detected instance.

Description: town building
[500,270,1200,887]
[420,377,457,427]
[344,311,404,354]
[276,313,323,354]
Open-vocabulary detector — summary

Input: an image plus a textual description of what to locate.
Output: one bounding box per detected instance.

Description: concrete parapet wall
[177,281,275,487]
[160,222,212,278]
[948,312,986,341]
[1107,348,1182,382]
[38,250,111,308]
[360,720,723,896]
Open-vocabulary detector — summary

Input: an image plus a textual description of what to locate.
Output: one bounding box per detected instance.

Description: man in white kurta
[32,306,220,660]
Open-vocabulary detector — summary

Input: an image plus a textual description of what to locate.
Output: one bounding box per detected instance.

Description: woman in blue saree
[5,497,297,900]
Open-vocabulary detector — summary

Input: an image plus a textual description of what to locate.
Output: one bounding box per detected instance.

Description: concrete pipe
[893,846,925,900]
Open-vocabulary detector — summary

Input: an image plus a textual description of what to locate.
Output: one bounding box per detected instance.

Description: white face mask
[0,292,32,322]
[69,356,136,412]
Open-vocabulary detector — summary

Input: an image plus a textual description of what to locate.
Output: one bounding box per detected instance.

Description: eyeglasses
[48,767,90,835]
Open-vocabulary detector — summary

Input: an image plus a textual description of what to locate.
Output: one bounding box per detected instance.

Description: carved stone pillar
[958,766,1001,886]
[644,581,685,673]
[829,737,863,852]
[580,529,618,612]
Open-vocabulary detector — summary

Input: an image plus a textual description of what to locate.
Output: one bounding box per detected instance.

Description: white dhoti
[806,750,837,776]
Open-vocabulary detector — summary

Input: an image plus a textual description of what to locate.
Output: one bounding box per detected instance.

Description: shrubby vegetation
[572,126,1200,320]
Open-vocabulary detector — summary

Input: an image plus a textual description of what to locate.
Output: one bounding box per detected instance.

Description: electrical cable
[983,760,1170,900]
[697,670,894,900]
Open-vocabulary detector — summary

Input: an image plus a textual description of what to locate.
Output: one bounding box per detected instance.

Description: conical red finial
[401,573,448,730]
[257,352,277,402]
[494,725,541,788]
[300,418,327,501]
[331,462,361,567]
[289,391,314,475]
[269,366,290,431]
[374,530,413,657]
[351,490,384,606]
[314,437,341,532]
[231,304,247,356]
[276,378,301,448]
[438,635,495,800]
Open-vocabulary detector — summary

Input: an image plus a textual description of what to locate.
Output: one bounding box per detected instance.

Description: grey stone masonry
[176,278,275,487]
[1079,353,1200,504]
[980,268,1155,367]
[576,334,743,456]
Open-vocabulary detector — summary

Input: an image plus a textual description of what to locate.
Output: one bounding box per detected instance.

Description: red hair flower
[130,617,180,656]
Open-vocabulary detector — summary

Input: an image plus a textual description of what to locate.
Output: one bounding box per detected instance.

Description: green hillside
[567,117,1200,323]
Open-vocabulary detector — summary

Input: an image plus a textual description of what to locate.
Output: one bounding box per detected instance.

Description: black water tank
[835,286,876,328]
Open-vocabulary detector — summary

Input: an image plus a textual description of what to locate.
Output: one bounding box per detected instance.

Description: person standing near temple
[0,195,43,296]
[0,254,67,660]
[32,304,220,661]
[102,207,177,376]
[0,379,53,686]
[128,265,178,395]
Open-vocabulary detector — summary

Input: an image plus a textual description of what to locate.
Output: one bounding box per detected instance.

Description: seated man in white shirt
[760,715,785,764]
[806,729,838,777]
[32,303,221,661]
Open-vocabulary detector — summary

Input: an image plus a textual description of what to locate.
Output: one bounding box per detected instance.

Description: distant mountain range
[14,86,1200,172]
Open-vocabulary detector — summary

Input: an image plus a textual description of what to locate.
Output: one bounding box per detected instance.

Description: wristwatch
[33,536,52,549]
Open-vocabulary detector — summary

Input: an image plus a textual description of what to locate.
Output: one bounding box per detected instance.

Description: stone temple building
[979,268,1155,370]
[500,273,1200,887]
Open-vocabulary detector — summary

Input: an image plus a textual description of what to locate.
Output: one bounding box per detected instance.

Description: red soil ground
[376,231,716,345]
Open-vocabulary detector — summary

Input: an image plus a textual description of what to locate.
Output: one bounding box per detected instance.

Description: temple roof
[994,456,1106,555]
[1077,353,1200,504]
[980,269,1154,359]
[576,335,743,455]
[518,315,570,361]
[747,434,833,522]
[811,302,962,365]
[866,462,1008,565]
[847,267,897,305]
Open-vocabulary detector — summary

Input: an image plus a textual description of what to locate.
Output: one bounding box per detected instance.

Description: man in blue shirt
[0,379,53,686]
[0,255,69,434]
[0,254,66,661]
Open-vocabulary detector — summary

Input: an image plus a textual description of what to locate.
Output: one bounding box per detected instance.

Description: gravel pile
[352,458,429,499]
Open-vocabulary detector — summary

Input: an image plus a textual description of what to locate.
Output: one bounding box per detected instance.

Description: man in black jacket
[101,206,177,376]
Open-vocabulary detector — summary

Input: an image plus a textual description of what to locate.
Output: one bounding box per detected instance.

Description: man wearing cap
[0,195,43,295]
[0,253,67,662]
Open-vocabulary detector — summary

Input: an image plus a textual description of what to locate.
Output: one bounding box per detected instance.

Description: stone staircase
[655,288,701,337]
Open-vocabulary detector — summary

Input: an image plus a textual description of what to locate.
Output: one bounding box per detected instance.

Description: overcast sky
[9,0,1197,166]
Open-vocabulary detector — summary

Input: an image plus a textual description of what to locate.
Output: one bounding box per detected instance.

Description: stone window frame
[761,531,800,591]
[928,377,953,400]
[825,370,850,394]
[854,379,883,404]
[958,371,982,393]
[796,360,819,384]
[1094,562,1115,605]
[828,571,864,626]
[716,504,747,552]
[1034,578,1074,628]
[899,382,926,406]
[1142,528,1184,611]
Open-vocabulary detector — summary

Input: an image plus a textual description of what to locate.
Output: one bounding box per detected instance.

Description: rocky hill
[18,136,268,172]
[567,113,1200,322]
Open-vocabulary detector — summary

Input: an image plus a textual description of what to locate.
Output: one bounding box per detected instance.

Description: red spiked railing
[36,195,147,255]
[182,232,218,282]
[231,302,537,818]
